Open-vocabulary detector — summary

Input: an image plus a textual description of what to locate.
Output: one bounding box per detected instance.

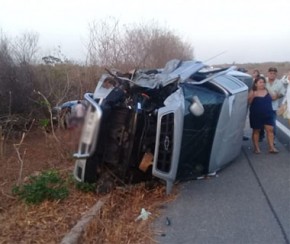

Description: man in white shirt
[265,67,286,136]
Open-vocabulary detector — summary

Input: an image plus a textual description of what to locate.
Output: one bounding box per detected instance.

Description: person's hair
[268,67,278,73]
[104,77,116,86]
[252,76,266,91]
[253,69,260,75]
[252,69,260,80]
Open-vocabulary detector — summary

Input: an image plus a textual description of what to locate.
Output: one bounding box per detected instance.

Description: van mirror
[190,96,204,116]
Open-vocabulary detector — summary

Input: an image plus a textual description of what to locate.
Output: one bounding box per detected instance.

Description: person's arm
[248,90,255,104]
[270,91,279,100]
[277,80,286,98]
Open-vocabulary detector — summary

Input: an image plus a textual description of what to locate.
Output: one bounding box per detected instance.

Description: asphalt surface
[277,117,290,151]
[153,123,290,244]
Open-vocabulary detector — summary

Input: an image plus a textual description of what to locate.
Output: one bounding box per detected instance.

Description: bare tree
[86,18,194,70]
[122,22,194,69]
[11,31,39,65]
[87,17,124,67]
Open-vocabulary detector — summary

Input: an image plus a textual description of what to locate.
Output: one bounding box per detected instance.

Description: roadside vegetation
[12,170,70,204]
[0,19,190,243]
[0,18,289,242]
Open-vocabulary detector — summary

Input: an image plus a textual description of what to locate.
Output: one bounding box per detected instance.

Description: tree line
[0,19,194,134]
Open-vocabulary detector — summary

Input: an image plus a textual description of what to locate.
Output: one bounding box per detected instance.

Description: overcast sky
[1,0,290,65]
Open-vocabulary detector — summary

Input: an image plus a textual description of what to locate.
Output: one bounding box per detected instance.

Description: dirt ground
[0,128,175,243]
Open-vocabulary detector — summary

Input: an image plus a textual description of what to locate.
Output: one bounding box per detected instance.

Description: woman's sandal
[269,148,279,154]
[254,150,261,154]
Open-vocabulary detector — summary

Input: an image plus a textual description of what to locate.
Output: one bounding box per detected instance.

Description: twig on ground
[60,196,109,244]
[1,189,17,200]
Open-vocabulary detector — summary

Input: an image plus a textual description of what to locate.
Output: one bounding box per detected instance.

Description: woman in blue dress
[248,76,278,154]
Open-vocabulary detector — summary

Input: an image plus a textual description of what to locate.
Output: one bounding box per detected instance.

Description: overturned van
[73,59,251,193]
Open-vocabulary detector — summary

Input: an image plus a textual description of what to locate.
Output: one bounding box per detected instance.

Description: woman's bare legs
[265,124,278,152]
[252,129,261,153]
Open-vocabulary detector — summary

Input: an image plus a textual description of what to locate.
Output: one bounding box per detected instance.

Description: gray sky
[1,0,290,65]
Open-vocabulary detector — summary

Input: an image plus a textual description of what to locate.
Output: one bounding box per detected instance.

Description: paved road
[153,125,290,244]
[277,117,290,151]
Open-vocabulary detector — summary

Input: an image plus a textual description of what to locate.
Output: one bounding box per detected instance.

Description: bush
[12,170,69,204]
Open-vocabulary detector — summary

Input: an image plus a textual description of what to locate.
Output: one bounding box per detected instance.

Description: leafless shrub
[122,21,194,69]
[87,17,123,67]
[11,31,39,65]
[87,18,194,70]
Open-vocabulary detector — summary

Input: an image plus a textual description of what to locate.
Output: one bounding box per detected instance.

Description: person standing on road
[248,76,278,154]
[265,67,286,137]
[251,69,268,141]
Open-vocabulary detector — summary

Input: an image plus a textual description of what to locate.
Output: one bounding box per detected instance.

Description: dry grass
[0,128,177,243]
[81,183,176,243]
